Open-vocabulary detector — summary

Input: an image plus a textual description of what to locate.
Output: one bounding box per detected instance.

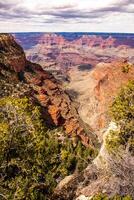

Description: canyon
[14,32,134,136]
[0,33,133,199]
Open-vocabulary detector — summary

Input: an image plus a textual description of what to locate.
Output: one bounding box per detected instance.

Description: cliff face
[73,35,116,48]
[37,34,117,48]
[0,33,90,146]
[38,33,66,46]
[67,60,134,137]
[16,33,134,49]
[0,34,26,72]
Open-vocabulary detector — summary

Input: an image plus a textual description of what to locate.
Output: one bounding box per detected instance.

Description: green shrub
[106,81,134,154]
[91,193,132,200]
[0,96,96,199]
[91,193,109,200]
[110,80,134,123]
[122,64,131,73]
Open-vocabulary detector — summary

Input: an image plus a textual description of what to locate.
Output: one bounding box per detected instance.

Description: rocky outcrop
[73,35,116,48]
[38,33,67,46]
[91,60,134,134]
[0,34,26,72]
[25,62,90,146]
[0,33,90,146]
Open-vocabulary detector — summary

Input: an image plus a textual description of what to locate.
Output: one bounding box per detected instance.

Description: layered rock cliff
[67,60,134,137]
[0,33,91,146]
[21,33,134,90]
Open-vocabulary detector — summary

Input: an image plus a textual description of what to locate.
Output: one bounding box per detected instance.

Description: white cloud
[0,0,133,32]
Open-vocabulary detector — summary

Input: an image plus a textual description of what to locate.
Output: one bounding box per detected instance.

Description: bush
[0,97,96,199]
[122,64,131,73]
[91,193,132,200]
[106,81,134,154]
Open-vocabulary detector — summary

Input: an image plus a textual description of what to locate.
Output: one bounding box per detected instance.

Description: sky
[0,0,134,33]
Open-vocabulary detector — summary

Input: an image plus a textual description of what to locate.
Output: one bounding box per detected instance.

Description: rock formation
[15,33,134,77]
[38,33,67,46]
[0,33,90,146]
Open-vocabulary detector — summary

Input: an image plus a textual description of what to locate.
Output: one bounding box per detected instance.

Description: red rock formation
[91,60,134,132]
[23,63,89,146]
[0,33,90,146]
[39,33,66,46]
[48,105,61,125]
[73,35,116,48]
[0,34,26,72]
[37,34,117,49]
[23,32,134,78]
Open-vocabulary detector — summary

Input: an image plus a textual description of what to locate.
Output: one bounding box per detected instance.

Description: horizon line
[1,31,134,34]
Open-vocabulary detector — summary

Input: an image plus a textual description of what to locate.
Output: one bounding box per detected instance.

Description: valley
[0,33,133,199]
[14,32,134,135]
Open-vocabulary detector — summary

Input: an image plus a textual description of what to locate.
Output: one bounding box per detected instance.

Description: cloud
[91,0,134,14]
[0,2,12,9]
[0,0,134,32]
[0,0,133,21]
[0,0,22,9]
[35,0,134,23]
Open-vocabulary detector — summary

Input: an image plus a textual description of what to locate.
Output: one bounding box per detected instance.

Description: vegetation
[0,97,96,199]
[122,64,131,73]
[91,193,132,200]
[105,80,134,154]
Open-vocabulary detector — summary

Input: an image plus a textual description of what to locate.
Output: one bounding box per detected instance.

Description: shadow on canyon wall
[78,64,93,71]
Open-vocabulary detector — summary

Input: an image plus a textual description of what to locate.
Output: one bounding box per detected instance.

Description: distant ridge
[13,32,134,49]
